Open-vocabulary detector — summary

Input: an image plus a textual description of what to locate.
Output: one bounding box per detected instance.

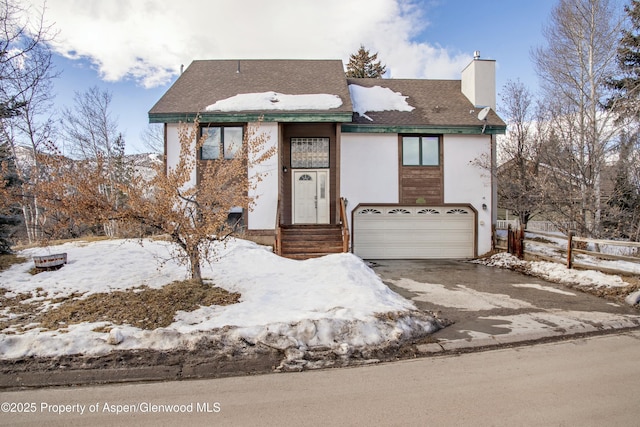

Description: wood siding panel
[400,168,443,204]
[398,137,444,204]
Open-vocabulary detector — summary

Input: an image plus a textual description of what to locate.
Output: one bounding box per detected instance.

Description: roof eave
[341,124,507,135]
[149,111,354,124]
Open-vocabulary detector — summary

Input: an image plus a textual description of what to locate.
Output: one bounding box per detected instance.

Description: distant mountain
[10,145,163,181]
[126,152,163,181]
[11,145,37,171]
[126,152,163,168]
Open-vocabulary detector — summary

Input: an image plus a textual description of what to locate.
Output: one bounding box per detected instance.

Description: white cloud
[27,0,471,88]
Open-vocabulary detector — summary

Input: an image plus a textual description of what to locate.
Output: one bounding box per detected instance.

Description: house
[149,55,506,259]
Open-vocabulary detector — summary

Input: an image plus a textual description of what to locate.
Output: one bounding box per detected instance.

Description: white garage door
[353,205,475,259]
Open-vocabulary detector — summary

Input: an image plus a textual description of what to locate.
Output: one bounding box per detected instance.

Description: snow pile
[0,239,441,369]
[626,290,640,306]
[1,239,182,299]
[571,251,640,275]
[348,84,415,121]
[477,252,630,289]
[205,91,342,112]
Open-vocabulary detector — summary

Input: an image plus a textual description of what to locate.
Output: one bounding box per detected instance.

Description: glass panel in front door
[316,172,329,224]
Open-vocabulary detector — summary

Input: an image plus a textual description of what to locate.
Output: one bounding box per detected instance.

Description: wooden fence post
[518,226,525,259]
[507,224,525,259]
[567,231,573,269]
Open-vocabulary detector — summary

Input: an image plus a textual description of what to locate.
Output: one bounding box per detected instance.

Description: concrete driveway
[372,259,640,352]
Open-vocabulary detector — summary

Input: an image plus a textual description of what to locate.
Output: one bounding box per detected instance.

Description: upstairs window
[402,135,440,166]
[200,126,243,160]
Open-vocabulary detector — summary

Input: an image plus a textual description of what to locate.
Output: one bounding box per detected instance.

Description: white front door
[293,170,329,224]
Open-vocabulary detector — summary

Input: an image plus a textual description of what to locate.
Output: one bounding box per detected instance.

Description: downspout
[491,134,498,229]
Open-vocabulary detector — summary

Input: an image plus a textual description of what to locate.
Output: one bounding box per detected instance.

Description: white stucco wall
[247,121,279,230]
[166,123,197,187]
[340,133,399,229]
[165,122,278,230]
[443,134,493,255]
[461,59,496,111]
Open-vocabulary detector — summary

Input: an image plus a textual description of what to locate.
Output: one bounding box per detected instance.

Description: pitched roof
[148,59,505,132]
[346,78,505,129]
[149,59,353,120]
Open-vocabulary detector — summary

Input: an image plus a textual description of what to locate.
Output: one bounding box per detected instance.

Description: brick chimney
[461,51,496,111]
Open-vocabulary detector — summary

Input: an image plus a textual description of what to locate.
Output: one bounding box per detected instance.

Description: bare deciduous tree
[0,0,57,244]
[38,119,275,282]
[61,86,126,237]
[140,123,164,154]
[532,0,623,238]
[497,79,545,228]
[0,0,55,117]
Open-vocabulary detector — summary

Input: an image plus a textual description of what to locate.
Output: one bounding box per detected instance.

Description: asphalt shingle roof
[149,59,353,115]
[149,59,505,129]
[346,78,504,127]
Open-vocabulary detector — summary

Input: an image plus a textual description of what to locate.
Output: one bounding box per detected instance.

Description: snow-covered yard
[0,238,442,371]
[495,229,640,276]
[475,251,640,307]
[2,233,637,375]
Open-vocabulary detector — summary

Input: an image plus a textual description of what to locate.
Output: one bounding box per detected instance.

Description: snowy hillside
[9,145,162,181]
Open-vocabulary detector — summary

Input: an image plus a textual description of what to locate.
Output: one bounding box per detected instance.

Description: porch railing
[339,197,350,253]
[274,197,282,256]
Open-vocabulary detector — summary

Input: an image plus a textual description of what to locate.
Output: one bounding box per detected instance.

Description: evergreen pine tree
[0,141,21,254]
[604,1,640,240]
[604,132,640,238]
[607,0,640,114]
[345,45,387,78]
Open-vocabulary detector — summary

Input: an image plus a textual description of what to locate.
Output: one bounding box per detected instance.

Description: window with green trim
[402,136,439,166]
[200,126,243,160]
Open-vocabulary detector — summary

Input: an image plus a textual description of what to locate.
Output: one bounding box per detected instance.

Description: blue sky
[31,0,558,153]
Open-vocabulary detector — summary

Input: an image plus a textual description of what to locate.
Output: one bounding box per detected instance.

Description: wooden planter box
[33,253,67,270]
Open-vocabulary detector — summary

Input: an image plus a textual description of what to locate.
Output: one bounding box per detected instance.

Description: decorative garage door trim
[352,204,477,259]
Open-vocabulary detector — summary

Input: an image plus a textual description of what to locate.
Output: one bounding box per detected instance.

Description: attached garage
[352,205,476,259]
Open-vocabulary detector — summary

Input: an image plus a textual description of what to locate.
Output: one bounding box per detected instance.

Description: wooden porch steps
[279,224,345,260]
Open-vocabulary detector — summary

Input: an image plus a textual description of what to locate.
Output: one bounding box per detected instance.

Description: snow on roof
[348,84,415,121]
[205,91,343,112]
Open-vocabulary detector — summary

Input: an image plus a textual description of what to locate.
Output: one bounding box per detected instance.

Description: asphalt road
[2,331,639,426]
